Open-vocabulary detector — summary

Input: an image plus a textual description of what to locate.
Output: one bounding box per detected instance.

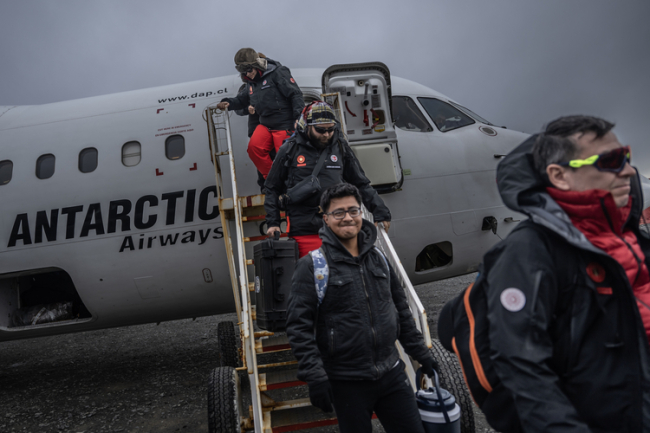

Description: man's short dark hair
[532,115,615,183]
[320,183,362,213]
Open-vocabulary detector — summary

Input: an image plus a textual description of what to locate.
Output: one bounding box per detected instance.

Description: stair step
[259,368,304,391]
[244,233,288,243]
[220,194,266,211]
[256,334,292,354]
[267,405,338,433]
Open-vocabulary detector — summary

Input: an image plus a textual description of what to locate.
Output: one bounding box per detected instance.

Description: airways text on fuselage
[6,186,219,249]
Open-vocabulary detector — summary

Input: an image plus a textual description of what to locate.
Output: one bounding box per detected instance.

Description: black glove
[308,380,334,413]
[420,356,439,378]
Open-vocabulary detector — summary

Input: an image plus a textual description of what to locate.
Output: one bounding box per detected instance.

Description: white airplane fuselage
[0,68,531,341]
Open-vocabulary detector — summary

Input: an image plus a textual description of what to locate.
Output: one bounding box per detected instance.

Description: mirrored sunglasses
[558,146,631,173]
[313,125,335,134]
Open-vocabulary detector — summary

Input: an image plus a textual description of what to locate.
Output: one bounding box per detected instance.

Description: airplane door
[322,62,403,193]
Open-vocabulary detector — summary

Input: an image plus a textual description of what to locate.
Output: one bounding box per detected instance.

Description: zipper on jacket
[360,264,379,375]
[329,328,335,357]
[600,199,644,285]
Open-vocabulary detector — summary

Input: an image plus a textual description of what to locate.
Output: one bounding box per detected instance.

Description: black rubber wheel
[218,321,239,368]
[208,366,241,433]
[429,338,476,433]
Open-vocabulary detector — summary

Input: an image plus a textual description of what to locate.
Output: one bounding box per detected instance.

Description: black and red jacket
[263,128,391,236]
[473,134,650,432]
[547,187,650,345]
[220,58,304,131]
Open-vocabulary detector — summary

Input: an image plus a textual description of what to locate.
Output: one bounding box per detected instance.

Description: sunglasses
[558,146,631,173]
[236,64,254,74]
[313,125,335,134]
[326,207,361,220]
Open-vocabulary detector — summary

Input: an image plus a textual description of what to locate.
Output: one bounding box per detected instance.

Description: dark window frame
[165,134,185,160]
[122,141,142,167]
[392,96,433,133]
[0,159,13,185]
[36,154,56,180]
[417,97,475,133]
[78,147,98,173]
[447,100,495,126]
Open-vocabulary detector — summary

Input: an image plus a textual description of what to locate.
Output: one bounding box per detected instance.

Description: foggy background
[1,0,648,172]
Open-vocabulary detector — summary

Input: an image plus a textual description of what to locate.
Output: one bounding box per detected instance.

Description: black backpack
[437,220,584,432]
[437,270,522,432]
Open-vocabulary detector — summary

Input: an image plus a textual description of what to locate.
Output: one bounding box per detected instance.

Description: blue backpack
[309,246,389,305]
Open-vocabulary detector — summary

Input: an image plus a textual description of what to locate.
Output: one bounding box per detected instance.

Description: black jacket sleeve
[341,141,391,222]
[275,66,305,122]
[486,228,591,432]
[286,255,328,385]
[263,143,292,228]
[220,89,250,112]
[388,262,432,363]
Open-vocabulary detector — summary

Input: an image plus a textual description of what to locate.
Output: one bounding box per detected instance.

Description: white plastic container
[416,387,461,433]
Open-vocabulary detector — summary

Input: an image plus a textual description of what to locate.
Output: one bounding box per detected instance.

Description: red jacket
[548,187,650,345]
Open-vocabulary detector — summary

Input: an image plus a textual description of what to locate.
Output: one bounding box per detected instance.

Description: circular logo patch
[500,288,526,312]
[330,155,338,162]
[290,77,296,83]
[249,86,253,95]
[586,262,606,283]
[297,155,305,163]
[263,80,267,85]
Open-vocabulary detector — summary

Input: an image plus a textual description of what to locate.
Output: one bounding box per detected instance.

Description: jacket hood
[261,58,279,76]
[319,219,377,260]
[496,134,647,253]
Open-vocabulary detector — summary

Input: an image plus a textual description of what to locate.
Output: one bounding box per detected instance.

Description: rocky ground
[0,273,494,433]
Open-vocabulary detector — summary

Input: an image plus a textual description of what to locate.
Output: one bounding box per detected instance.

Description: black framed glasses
[326,207,362,220]
[313,125,335,134]
[236,64,254,74]
[558,146,631,173]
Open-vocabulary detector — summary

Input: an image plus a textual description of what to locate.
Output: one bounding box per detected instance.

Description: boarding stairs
[204,100,433,433]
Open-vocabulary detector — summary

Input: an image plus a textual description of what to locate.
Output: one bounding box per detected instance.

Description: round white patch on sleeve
[500,288,526,312]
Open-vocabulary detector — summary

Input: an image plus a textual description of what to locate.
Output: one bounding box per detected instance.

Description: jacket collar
[496,134,646,254]
[546,187,633,237]
[319,219,377,263]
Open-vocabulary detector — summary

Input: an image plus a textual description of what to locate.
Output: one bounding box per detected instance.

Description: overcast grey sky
[1,0,649,169]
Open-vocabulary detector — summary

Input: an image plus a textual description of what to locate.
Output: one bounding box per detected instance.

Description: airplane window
[79,147,98,173]
[447,100,495,126]
[418,98,475,132]
[392,96,433,132]
[122,141,141,167]
[0,160,12,185]
[165,135,185,160]
[36,154,55,179]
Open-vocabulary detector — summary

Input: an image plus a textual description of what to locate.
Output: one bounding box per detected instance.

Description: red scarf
[547,187,650,345]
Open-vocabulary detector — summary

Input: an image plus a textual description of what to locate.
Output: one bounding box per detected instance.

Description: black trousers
[330,362,425,433]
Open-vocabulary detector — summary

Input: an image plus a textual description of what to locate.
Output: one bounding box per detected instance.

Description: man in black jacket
[458,115,650,431]
[264,101,391,257]
[286,183,436,433]
[216,48,304,178]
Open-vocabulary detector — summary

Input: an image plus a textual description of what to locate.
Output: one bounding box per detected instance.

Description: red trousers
[292,234,323,258]
[248,125,291,178]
